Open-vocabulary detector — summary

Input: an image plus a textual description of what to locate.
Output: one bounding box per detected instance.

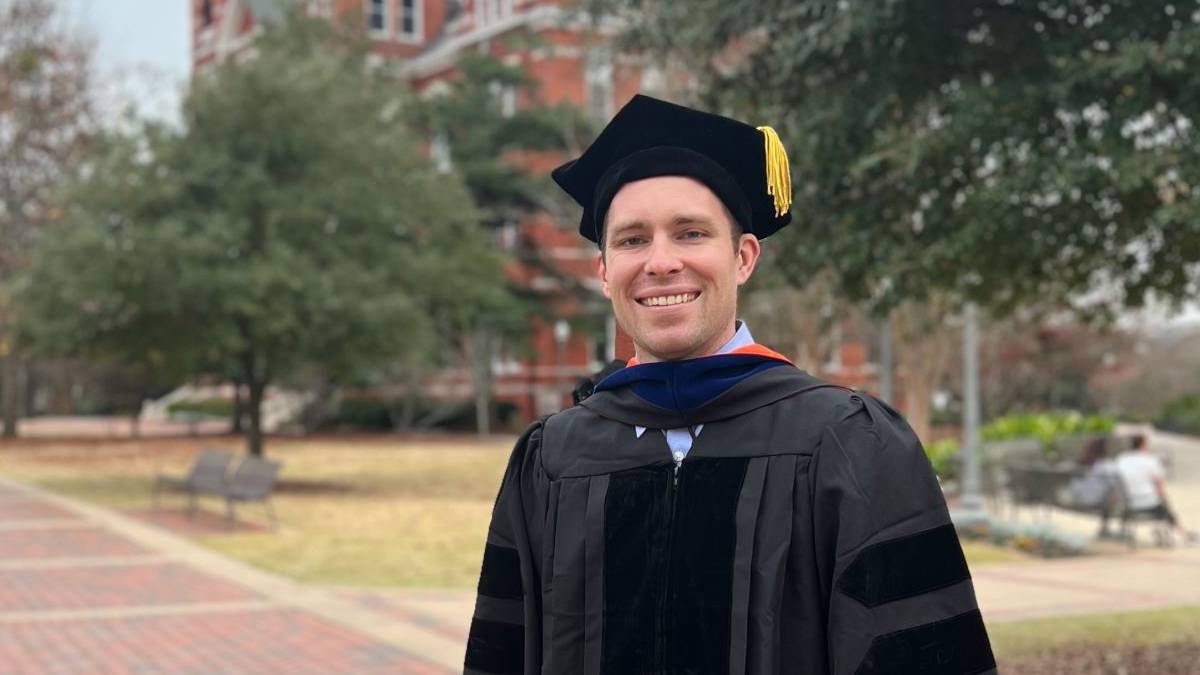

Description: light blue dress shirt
[634,321,755,464]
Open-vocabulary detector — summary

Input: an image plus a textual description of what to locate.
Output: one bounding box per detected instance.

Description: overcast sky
[59,0,191,123]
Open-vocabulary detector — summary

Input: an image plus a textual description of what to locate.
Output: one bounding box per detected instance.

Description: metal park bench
[153,448,235,510]
[200,455,282,529]
[153,449,281,529]
[1003,464,1078,519]
[1003,462,1173,548]
[1110,476,1174,549]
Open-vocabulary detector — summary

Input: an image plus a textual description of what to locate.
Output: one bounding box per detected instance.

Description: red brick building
[191,0,661,424]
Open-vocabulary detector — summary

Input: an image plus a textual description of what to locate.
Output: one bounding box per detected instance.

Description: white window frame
[396,0,423,42]
[199,0,215,27]
[365,0,391,38]
[306,0,334,18]
[584,47,615,120]
[430,130,453,174]
[475,0,513,28]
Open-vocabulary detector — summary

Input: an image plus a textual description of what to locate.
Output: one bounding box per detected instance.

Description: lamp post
[954,302,988,526]
[554,319,571,409]
[878,314,894,404]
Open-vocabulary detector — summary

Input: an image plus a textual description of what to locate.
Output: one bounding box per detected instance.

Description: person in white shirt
[1114,434,1197,543]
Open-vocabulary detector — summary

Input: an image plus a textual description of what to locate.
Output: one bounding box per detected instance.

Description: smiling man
[464,95,995,675]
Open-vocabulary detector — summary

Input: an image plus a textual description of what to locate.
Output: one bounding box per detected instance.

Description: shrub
[167,398,233,418]
[1156,394,1200,436]
[325,397,519,432]
[983,411,1115,443]
[924,438,959,480]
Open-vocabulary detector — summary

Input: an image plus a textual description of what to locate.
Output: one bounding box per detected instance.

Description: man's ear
[597,251,612,298]
[735,233,761,286]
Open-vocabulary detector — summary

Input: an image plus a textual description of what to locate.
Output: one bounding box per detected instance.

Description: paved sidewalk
[973,545,1200,623]
[0,475,465,674]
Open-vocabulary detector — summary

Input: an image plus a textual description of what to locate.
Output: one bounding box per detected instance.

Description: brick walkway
[0,478,460,674]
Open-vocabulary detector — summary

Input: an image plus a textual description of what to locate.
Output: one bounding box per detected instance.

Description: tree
[419,53,593,434]
[597,0,1200,316]
[18,14,499,456]
[0,0,94,436]
[891,298,960,442]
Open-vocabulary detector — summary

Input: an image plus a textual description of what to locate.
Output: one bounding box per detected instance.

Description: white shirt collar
[715,320,754,355]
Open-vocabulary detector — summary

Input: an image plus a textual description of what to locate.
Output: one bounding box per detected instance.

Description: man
[464,95,995,675]
[1114,434,1197,543]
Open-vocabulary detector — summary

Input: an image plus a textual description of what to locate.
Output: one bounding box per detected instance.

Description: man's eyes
[615,230,706,247]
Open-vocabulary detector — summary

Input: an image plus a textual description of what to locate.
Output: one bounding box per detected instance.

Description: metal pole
[878,314,894,404]
[554,320,571,410]
[955,302,988,525]
[605,314,617,362]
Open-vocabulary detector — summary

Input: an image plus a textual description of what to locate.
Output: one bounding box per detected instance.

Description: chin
[637,333,704,362]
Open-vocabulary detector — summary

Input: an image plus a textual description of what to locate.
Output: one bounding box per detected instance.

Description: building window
[307,0,334,18]
[398,0,422,41]
[584,47,614,120]
[366,0,389,37]
[488,81,517,118]
[430,130,453,174]
[200,0,214,27]
[475,0,513,27]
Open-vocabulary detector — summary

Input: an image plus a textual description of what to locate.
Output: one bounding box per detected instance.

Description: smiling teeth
[641,293,699,307]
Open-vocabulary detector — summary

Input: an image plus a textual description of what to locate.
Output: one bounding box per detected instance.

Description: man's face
[598,176,760,363]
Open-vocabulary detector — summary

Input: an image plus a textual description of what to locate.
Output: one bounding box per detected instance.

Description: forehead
[605,176,732,232]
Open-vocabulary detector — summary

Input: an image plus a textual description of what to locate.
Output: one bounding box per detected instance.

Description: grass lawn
[990,605,1200,660]
[1,435,511,587]
[1,434,1028,587]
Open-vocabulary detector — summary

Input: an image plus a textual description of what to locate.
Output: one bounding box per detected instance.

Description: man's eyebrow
[607,220,648,238]
[673,214,717,226]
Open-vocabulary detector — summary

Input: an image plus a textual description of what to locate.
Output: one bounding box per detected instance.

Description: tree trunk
[395,368,423,432]
[469,329,493,437]
[1,354,23,438]
[246,379,266,457]
[906,372,935,445]
[23,360,37,416]
[891,298,957,447]
[231,377,244,433]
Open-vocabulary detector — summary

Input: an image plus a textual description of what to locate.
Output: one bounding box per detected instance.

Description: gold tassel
[757,126,792,217]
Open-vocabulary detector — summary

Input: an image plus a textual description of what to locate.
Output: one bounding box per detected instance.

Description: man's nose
[643,239,683,276]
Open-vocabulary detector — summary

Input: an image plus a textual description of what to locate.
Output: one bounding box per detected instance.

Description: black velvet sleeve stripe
[472,594,525,626]
[478,543,523,600]
[465,617,525,674]
[853,610,995,675]
[836,523,970,608]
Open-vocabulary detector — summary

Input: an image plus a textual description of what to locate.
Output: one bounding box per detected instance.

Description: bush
[325,397,519,432]
[924,438,959,480]
[167,398,233,418]
[982,411,1115,455]
[1156,395,1200,436]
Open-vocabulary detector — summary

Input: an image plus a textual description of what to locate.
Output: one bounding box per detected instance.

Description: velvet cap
[551,94,794,245]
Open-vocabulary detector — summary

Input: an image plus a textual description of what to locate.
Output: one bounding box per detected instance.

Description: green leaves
[604,0,1200,316]
[18,10,499,392]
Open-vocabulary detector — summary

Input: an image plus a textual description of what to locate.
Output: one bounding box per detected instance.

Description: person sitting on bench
[1066,437,1118,535]
[1115,435,1197,543]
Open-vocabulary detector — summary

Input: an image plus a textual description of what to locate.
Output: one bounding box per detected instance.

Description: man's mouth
[637,292,700,307]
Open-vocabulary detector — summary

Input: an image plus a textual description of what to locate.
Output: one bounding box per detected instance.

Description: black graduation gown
[464,356,995,675]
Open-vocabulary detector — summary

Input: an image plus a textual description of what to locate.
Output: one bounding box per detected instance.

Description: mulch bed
[1000,642,1200,674]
